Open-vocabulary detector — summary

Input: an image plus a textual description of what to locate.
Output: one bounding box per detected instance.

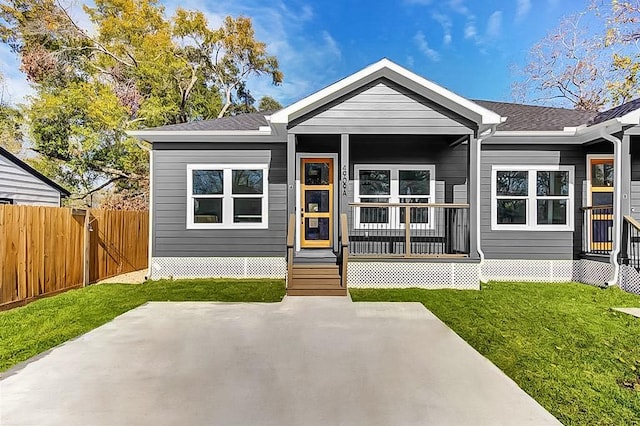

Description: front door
[301,158,333,248]
[588,156,614,252]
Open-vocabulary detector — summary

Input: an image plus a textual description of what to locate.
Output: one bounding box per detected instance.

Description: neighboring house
[0,146,70,206]
[129,59,640,295]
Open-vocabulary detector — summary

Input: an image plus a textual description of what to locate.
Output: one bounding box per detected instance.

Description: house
[129,58,640,295]
[0,146,70,206]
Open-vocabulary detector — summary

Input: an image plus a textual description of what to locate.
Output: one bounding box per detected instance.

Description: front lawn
[0,279,285,372]
[351,282,640,426]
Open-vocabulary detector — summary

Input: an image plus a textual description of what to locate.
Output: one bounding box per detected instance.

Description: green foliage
[0,278,286,372]
[351,282,640,425]
[0,0,282,202]
[258,95,283,112]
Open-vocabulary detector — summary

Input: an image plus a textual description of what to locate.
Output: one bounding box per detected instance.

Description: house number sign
[341,165,348,196]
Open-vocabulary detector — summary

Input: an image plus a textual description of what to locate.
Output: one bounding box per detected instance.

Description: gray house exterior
[0,146,70,206]
[130,59,640,293]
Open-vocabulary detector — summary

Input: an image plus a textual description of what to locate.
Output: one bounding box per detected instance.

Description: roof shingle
[589,98,640,125]
[148,112,272,131]
[473,100,597,131]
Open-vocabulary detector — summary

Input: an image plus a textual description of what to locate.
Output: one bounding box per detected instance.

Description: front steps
[287,263,347,296]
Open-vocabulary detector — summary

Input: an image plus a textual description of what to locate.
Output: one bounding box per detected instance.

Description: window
[187,164,268,229]
[491,166,574,231]
[0,198,13,205]
[354,164,436,229]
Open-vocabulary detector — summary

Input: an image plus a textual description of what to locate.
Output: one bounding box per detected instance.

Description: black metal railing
[620,215,640,271]
[348,203,470,257]
[582,205,614,255]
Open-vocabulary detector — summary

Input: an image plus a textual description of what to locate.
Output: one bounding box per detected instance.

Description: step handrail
[621,215,640,272]
[340,213,349,288]
[286,214,295,288]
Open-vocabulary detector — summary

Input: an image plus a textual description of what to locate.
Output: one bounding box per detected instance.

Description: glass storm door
[588,157,614,252]
[301,158,333,248]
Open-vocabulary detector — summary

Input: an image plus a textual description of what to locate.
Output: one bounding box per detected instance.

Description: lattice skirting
[619,265,640,295]
[149,257,286,280]
[481,259,613,286]
[347,262,480,290]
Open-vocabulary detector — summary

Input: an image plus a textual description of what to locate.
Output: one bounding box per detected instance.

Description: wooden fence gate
[0,205,149,310]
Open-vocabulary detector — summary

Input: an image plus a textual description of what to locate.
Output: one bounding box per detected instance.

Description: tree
[0,0,282,205]
[0,73,23,154]
[514,1,640,110]
[513,13,608,111]
[258,95,283,112]
[603,0,640,104]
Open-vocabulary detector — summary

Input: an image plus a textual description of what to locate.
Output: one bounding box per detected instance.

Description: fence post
[83,209,91,286]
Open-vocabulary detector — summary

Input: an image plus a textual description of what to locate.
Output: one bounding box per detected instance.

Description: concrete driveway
[1,297,561,426]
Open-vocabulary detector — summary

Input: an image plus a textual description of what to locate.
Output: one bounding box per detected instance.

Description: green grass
[350,282,640,426]
[0,279,285,372]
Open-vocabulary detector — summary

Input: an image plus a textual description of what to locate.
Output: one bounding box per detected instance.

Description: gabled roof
[590,98,640,126]
[474,100,597,131]
[270,58,504,127]
[0,146,70,196]
[147,112,272,132]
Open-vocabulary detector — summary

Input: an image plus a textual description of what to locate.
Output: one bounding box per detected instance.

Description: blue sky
[0,0,587,107]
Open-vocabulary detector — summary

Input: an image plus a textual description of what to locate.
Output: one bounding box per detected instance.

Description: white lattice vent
[347,262,479,290]
[573,259,612,287]
[619,265,640,295]
[150,257,286,280]
[481,260,574,283]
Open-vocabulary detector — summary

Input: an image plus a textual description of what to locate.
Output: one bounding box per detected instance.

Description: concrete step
[287,288,348,296]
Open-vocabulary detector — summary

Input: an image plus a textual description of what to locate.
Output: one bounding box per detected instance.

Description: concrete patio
[0,297,561,425]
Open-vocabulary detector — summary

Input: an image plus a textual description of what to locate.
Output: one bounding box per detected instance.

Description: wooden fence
[0,205,149,310]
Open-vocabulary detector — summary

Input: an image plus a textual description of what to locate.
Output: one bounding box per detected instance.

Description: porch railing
[620,215,640,272]
[582,205,613,256]
[348,203,470,258]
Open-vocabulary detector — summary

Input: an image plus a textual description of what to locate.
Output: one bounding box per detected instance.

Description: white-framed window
[491,165,574,231]
[186,164,269,229]
[353,164,436,229]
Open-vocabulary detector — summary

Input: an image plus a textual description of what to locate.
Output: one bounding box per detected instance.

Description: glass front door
[301,158,333,248]
[588,156,614,252]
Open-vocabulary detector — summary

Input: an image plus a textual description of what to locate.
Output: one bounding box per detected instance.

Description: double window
[354,164,436,229]
[187,164,268,229]
[491,165,574,231]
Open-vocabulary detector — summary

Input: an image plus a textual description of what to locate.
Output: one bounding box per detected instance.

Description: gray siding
[0,154,61,206]
[290,79,475,135]
[453,183,467,203]
[631,182,640,219]
[481,145,586,260]
[152,145,287,257]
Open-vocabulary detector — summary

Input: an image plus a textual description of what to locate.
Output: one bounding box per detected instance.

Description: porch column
[468,135,480,259]
[621,133,632,218]
[287,133,296,216]
[340,134,350,215]
[338,134,350,253]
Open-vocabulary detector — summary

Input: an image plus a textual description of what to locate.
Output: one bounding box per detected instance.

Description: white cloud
[432,13,453,46]
[448,0,470,16]
[406,56,415,68]
[413,31,440,62]
[515,0,531,22]
[486,11,503,39]
[464,22,477,40]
